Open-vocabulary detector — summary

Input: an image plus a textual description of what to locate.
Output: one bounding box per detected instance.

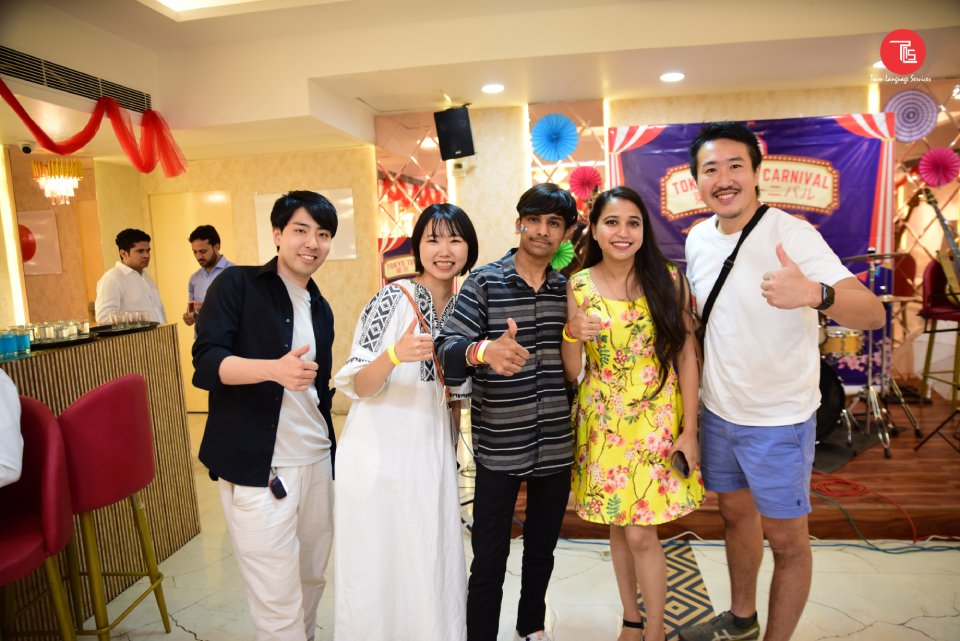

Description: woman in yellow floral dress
[561,187,705,641]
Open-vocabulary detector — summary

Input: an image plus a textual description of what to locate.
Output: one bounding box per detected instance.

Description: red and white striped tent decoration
[606,125,666,188]
[833,113,896,256]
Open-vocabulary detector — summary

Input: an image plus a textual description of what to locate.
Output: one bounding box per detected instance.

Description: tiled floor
[101,414,960,641]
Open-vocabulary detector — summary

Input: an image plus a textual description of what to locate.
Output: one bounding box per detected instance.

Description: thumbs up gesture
[483,318,530,376]
[568,294,602,341]
[274,344,319,391]
[392,319,434,363]
[761,243,820,309]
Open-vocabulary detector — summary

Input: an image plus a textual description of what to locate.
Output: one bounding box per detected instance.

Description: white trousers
[219,457,334,641]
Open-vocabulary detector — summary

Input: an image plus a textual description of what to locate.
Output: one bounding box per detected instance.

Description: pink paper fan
[919,147,960,187]
[568,166,602,200]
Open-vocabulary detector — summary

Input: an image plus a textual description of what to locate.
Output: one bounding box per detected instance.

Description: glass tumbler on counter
[13,327,30,355]
[0,330,15,359]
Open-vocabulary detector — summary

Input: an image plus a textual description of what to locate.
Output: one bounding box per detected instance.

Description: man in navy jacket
[193,191,337,641]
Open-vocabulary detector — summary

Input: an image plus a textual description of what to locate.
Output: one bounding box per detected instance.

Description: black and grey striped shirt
[437,250,573,477]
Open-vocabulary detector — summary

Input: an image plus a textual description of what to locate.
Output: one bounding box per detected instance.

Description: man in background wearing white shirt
[94,228,167,325]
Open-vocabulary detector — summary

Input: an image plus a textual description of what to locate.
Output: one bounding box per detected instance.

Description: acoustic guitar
[926,188,960,305]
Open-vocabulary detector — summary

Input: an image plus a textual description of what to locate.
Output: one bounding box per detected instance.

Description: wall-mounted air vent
[0,45,152,113]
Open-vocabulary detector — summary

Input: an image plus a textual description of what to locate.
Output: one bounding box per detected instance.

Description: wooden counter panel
[1,324,200,638]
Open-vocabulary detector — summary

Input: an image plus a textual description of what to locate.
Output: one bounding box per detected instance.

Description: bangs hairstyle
[270,190,338,237]
[581,186,689,398]
[516,183,578,228]
[411,203,479,276]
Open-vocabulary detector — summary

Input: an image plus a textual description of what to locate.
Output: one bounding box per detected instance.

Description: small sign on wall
[254,188,357,263]
[18,210,63,275]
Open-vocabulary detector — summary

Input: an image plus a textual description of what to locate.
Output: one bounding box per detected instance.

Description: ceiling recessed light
[872,60,886,69]
[482,83,504,94]
[660,72,685,83]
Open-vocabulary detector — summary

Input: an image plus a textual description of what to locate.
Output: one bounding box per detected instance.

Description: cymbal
[841,251,908,262]
[878,294,918,304]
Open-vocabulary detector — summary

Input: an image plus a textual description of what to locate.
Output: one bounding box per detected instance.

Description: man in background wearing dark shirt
[193,191,337,641]
[437,183,578,641]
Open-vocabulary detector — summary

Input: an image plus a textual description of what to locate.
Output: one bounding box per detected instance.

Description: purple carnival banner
[608,114,895,270]
[607,115,897,386]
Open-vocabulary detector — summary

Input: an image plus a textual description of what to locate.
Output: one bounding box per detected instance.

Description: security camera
[18,140,35,154]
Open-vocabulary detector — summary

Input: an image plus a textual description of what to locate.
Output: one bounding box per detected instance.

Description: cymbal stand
[876,285,922,438]
[844,257,893,458]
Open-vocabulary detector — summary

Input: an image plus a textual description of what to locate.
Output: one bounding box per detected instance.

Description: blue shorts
[700,407,815,519]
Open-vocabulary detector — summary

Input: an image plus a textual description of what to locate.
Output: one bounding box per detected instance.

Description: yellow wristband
[386,344,401,365]
[562,323,578,343]
[475,339,490,364]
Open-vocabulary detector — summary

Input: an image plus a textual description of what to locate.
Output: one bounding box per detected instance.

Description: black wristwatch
[814,282,835,311]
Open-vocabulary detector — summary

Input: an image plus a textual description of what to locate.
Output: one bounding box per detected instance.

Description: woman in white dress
[333,204,478,641]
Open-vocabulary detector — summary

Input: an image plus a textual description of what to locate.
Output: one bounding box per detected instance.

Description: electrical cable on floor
[811,467,920,543]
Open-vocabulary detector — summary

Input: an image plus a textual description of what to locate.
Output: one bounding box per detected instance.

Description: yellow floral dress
[571,267,705,526]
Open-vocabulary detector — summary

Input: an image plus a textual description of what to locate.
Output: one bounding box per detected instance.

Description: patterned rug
[636,542,715,638]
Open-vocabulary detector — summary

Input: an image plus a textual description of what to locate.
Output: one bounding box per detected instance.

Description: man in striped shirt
[437,183,578,641]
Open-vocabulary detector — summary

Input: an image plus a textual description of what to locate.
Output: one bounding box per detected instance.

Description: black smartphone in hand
[671,451,690,478]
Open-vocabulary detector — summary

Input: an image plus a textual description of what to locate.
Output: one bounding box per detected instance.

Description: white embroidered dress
[333,279,467,641]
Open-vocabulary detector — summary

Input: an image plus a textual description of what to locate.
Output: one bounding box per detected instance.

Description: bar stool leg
[42,556,77,641]
[78,513,111,641]
[1,583,14,637]
[952,327,960,411]
[921,318,938,400]
[65,534,85,627]
[129,492,171,633]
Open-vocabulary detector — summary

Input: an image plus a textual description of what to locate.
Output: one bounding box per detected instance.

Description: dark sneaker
[678,611,760,641]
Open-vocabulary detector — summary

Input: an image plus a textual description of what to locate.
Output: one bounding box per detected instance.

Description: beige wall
[139,146,380,413]
[6,150,93,322]
[609,86,870,126]
[451,106,532,267]
[93,161,150,273]
[0,150,25,326]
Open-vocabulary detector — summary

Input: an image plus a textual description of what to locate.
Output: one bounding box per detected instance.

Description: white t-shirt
[685,207,853,426]
[271,275,331,467]
[94,261,167,325]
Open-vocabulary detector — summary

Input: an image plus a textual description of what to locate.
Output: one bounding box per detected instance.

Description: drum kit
[816,250,922,458]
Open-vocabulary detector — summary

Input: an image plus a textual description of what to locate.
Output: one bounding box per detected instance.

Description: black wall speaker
[433,107,475,161]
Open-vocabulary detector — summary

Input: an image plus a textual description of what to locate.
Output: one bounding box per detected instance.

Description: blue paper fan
[531,113,579,162]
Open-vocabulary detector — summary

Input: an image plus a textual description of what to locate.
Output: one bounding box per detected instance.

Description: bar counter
[0,323,200,638]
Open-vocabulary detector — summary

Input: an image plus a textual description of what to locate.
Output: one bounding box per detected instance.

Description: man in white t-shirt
[680,122,884,641]
[94,228,166,325]
[192,191,337,641]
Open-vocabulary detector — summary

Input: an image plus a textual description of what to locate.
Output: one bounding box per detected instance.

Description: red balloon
[19,224,36,262]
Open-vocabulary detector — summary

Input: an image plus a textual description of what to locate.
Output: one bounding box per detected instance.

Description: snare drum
[819,327,864,355]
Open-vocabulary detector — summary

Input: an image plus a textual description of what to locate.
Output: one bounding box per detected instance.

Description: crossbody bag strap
[392,283,447,391]
[699,204,769,329]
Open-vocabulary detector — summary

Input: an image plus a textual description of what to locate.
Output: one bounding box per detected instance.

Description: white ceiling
[1,0,959,162]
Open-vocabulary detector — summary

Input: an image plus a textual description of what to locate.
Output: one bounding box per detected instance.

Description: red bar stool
[919,260,960,409]
[58,374,170,641]
[0,397,76,641]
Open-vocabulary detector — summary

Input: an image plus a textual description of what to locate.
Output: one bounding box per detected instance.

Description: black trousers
[466,463,571,640]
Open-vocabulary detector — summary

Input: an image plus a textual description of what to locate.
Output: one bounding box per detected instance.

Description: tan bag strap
[392,283,447,393]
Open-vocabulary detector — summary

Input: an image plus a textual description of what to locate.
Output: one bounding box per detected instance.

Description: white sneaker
[516,631,553,641]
